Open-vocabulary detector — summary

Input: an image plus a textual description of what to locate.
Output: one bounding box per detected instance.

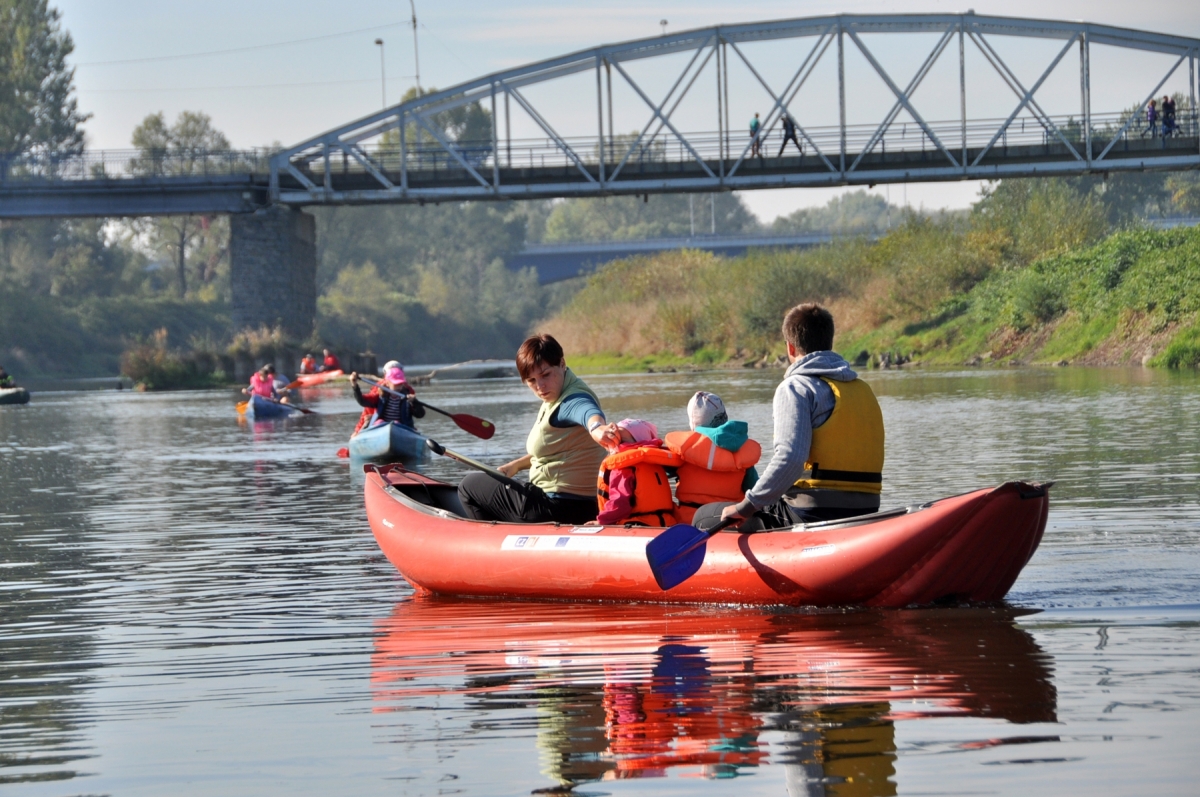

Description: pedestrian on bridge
[1141,99,1159,138]
[778,114,802,157]
[750,113,762,158]
[1162,95,1177,138]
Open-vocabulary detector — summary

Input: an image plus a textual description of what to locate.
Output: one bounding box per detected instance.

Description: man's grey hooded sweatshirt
[733,350,879,516]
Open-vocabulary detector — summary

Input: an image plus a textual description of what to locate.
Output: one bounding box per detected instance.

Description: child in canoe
[596,418,681,527]
[350,360,425,435]
[664,392,761,524]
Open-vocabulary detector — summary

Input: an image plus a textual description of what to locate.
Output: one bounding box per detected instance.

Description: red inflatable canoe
[363,464,1049,607]
[293,369,344,387]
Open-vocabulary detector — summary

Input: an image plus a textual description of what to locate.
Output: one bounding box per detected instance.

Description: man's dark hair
[782,303,835,355]
[516,334,565,380]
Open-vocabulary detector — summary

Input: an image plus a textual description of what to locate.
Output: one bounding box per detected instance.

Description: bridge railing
[0,148,276,184]
[0,111,1192,186]
[299,108,1197,182]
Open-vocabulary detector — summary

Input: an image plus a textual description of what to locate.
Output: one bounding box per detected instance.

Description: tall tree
[0,0,88,156]
[129,111,232,297]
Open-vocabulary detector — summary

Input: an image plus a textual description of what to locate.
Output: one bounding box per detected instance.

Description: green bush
[1150,323,1200,369]
[1009,269,1066,329]
[120,329,228,390]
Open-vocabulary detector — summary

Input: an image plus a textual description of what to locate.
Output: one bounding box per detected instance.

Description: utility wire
[76,75,419,94]
[76,21,408,67]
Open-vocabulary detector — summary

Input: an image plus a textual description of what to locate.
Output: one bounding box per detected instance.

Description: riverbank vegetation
[542,177,1200,370]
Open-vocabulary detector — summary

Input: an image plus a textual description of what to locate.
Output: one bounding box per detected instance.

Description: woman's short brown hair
[516,334,565,380]
[782,303,835,355]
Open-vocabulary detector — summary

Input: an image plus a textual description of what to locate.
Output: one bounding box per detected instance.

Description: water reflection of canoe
[293,369,344,387]
[364,465,1049,607]
[243,394,300,419]
[348,422,427,460]
[0,387,30,405]
[371,599,1057,786]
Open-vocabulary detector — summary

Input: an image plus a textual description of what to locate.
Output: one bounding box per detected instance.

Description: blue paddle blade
[646,523,712,590]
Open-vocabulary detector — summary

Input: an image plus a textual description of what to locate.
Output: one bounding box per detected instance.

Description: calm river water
[2,367,1199,796]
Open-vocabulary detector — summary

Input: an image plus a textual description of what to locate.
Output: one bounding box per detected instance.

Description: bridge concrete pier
[230,206,317,340]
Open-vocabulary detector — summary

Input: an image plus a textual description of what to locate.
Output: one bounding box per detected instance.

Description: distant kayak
[293,369,345,387]
[365,465,1050,607]
[349,421,427,461]
[0,387,29,405]
[244,394,300,419]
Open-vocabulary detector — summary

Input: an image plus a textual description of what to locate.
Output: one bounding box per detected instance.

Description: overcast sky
[54,0,1200,222]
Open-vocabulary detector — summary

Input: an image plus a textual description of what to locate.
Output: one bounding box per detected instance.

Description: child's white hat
[687,392,728,430]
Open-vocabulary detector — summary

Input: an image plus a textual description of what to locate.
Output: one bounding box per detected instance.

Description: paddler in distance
[349,360,424,435]
[703,302,884,530]
[457,333,618,524]
[320,348,341,373]
[243,364,288,403]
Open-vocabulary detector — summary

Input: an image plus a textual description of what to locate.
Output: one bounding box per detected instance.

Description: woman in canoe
[349,361,425,434]
[243,364,287,402]
[457,334,618,525]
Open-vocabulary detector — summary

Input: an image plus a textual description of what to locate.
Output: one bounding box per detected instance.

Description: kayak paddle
[425,438,519,486]
[645,516,740,590]
[358,376,495,440]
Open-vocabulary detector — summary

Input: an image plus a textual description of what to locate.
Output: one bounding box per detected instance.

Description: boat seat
[394,483,468,518]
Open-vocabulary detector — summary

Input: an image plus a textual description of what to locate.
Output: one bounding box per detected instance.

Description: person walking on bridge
[749,113,762,158]
[778,114,802,157]
[1141,99,1159,138]
[1162,95,1177,138]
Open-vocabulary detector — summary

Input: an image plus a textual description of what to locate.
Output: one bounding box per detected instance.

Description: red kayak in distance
[293,369,344,387]
[363,464,1050,607]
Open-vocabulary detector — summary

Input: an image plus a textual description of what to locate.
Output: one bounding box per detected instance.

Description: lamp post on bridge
[375,38,386,109]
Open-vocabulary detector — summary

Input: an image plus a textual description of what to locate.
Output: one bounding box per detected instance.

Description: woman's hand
[590,421,619,450]
[497,456,530,478]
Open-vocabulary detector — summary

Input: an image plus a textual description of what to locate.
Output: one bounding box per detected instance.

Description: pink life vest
[249,372,275,398]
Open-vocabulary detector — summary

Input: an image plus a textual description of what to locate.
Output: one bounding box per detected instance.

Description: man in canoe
[320,349,342,373]
[457,333,618,524]
[0,364,13,389]
[299,353,318,374]
[349,361,424,434]
[709,302,884,529]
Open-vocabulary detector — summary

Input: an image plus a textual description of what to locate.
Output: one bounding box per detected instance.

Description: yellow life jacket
[793,377,884,494]
[527,369,606,497]
[596,444,680,527]
[664,430,761,523]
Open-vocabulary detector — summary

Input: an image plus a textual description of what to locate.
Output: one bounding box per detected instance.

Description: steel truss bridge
[270,12,1200,207]
[0,13,1198,218]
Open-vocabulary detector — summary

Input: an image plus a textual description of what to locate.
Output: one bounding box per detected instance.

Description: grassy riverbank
[543,181,1200,371]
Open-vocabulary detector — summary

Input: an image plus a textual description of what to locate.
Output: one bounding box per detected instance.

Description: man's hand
[720,504,746,523]
[497,460,522,478]
[349,371,359,386]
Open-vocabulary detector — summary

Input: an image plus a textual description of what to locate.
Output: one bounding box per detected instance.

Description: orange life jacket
[664,430,762,524]
[596,443,681,527]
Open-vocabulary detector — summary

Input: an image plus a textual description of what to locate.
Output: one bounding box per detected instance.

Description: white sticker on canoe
[570,526,602,534]
[501,534,650,553]
[800,544,837,558]
[381,519,394,528]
